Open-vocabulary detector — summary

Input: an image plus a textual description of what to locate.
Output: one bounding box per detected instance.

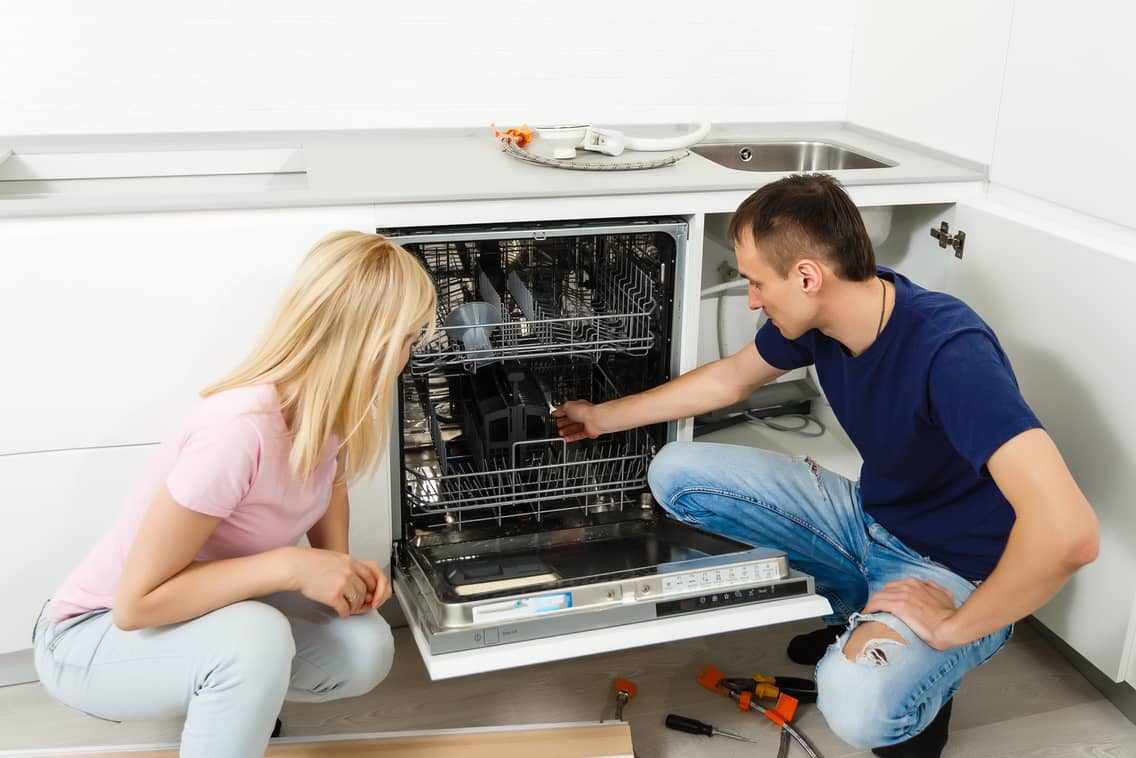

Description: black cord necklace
[876,277,887,340]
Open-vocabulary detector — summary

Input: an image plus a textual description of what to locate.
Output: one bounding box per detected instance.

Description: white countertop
[0,122,985,218]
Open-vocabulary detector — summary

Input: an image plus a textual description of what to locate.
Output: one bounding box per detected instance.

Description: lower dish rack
[402,360,656,530]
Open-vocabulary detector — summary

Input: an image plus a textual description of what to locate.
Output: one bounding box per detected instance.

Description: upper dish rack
[407,232,664,374]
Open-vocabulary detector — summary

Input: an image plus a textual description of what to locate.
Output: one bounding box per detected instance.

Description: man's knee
[816,660,896,747]
[842,620,906,664]
[816,619,912,748]
[647,441,698,501]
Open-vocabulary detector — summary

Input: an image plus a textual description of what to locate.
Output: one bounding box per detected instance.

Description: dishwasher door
[382,218,830,680]
[393,571,829,680]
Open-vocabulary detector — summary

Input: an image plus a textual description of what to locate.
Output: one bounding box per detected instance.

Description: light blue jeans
[33,592,395,758]
[648,442,1012,750]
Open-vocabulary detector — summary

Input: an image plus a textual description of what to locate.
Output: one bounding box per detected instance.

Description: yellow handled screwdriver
[665,713,757,743]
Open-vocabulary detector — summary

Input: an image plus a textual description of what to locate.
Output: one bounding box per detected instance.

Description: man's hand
[551,400,606,442]
[862,577,960,651]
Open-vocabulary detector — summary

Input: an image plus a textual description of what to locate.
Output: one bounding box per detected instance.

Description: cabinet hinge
[930,222,965,259]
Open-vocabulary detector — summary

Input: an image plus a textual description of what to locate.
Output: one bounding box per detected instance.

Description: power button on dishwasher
[482,627,500,645]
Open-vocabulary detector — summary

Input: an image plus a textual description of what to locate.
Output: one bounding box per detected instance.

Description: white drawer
[0,205,375,455]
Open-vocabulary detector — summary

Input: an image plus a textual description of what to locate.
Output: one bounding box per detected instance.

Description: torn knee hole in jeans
[792,455,819,475]
[843,621,907,667]
[855,637,904,666]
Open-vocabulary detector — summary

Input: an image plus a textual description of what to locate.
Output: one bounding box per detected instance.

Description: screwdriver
[665,713,757,743]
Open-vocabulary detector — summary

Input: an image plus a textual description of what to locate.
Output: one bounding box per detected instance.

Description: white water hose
[700,278,749,297]
[581,122,712,157]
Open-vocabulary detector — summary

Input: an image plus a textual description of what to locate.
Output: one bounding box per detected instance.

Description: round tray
[501,139,689,171]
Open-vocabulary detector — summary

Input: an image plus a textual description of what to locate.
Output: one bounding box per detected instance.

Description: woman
[32,231,437,756]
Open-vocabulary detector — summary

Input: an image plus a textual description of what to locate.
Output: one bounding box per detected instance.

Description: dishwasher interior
[384,219,815,657]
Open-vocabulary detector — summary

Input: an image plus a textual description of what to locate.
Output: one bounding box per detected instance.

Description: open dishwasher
[382,218,829,679]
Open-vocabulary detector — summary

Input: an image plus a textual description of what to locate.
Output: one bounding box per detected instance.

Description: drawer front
[0,205,375,455]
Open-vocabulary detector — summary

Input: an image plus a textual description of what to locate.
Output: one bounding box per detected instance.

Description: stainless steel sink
[691,141,895,172]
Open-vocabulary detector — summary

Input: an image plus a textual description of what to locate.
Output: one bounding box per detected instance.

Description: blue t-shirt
[754,267,1041,581]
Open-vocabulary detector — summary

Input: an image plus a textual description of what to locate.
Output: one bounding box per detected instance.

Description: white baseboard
[0,649,36,688]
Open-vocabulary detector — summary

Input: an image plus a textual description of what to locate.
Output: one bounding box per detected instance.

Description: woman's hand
[287,548,386,618]
[551,400,605,442]
[358,559,393,612]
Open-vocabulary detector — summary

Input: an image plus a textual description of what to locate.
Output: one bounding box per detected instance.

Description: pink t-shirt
[46,384,339,623]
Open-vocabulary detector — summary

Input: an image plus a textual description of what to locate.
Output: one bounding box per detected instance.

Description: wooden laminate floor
[1,619,1134,757]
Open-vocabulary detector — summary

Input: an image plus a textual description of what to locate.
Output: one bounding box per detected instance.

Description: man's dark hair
[728,173,876,281]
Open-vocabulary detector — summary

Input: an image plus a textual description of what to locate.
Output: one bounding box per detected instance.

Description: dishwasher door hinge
[930,222,966,259]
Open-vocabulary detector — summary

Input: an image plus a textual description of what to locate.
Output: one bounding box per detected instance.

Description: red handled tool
[613,677,638,721]
[698,665,822,758]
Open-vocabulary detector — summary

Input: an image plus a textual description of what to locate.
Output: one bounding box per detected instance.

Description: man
[552,174,1099,757]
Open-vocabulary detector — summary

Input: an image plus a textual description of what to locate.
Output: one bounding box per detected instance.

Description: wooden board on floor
[16,722,633,758]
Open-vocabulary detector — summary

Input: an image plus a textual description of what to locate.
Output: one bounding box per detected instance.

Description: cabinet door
[2,444,394,661]
[943,202,1136,682]
[1128,599,1136,689]
[0,444,157,656]
[0,205,375,456]
[345,460,392,567]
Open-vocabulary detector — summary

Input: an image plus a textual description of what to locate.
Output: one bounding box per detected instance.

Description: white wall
[0,0,856,136]
[847,0,1013,165]
[990,1,1136,230]
[850,0,1136,233]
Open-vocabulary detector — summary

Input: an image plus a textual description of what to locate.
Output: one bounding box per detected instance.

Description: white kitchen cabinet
[0,444,157,657]
[927,202,1136,682]
[1128,598,1136,689]
[344,458,393,569]
[5,190,1133,689]
[0,203,389,677]
[837,199,1136,682]
[0,450,396,667]
[0,205,375,456]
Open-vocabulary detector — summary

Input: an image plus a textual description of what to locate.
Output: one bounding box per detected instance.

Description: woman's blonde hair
[203,231,436,484]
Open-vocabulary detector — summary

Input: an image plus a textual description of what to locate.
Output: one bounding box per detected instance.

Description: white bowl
[533,125,588,159]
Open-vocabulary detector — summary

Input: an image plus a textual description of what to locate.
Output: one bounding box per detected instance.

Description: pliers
[719,673,819,704]
[698,666,823,758]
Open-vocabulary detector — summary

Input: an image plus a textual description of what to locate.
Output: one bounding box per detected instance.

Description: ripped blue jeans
[647,442,1012,750]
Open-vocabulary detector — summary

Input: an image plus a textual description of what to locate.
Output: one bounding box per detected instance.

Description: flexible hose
[700,278,749,297]
[623,122,712,152]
